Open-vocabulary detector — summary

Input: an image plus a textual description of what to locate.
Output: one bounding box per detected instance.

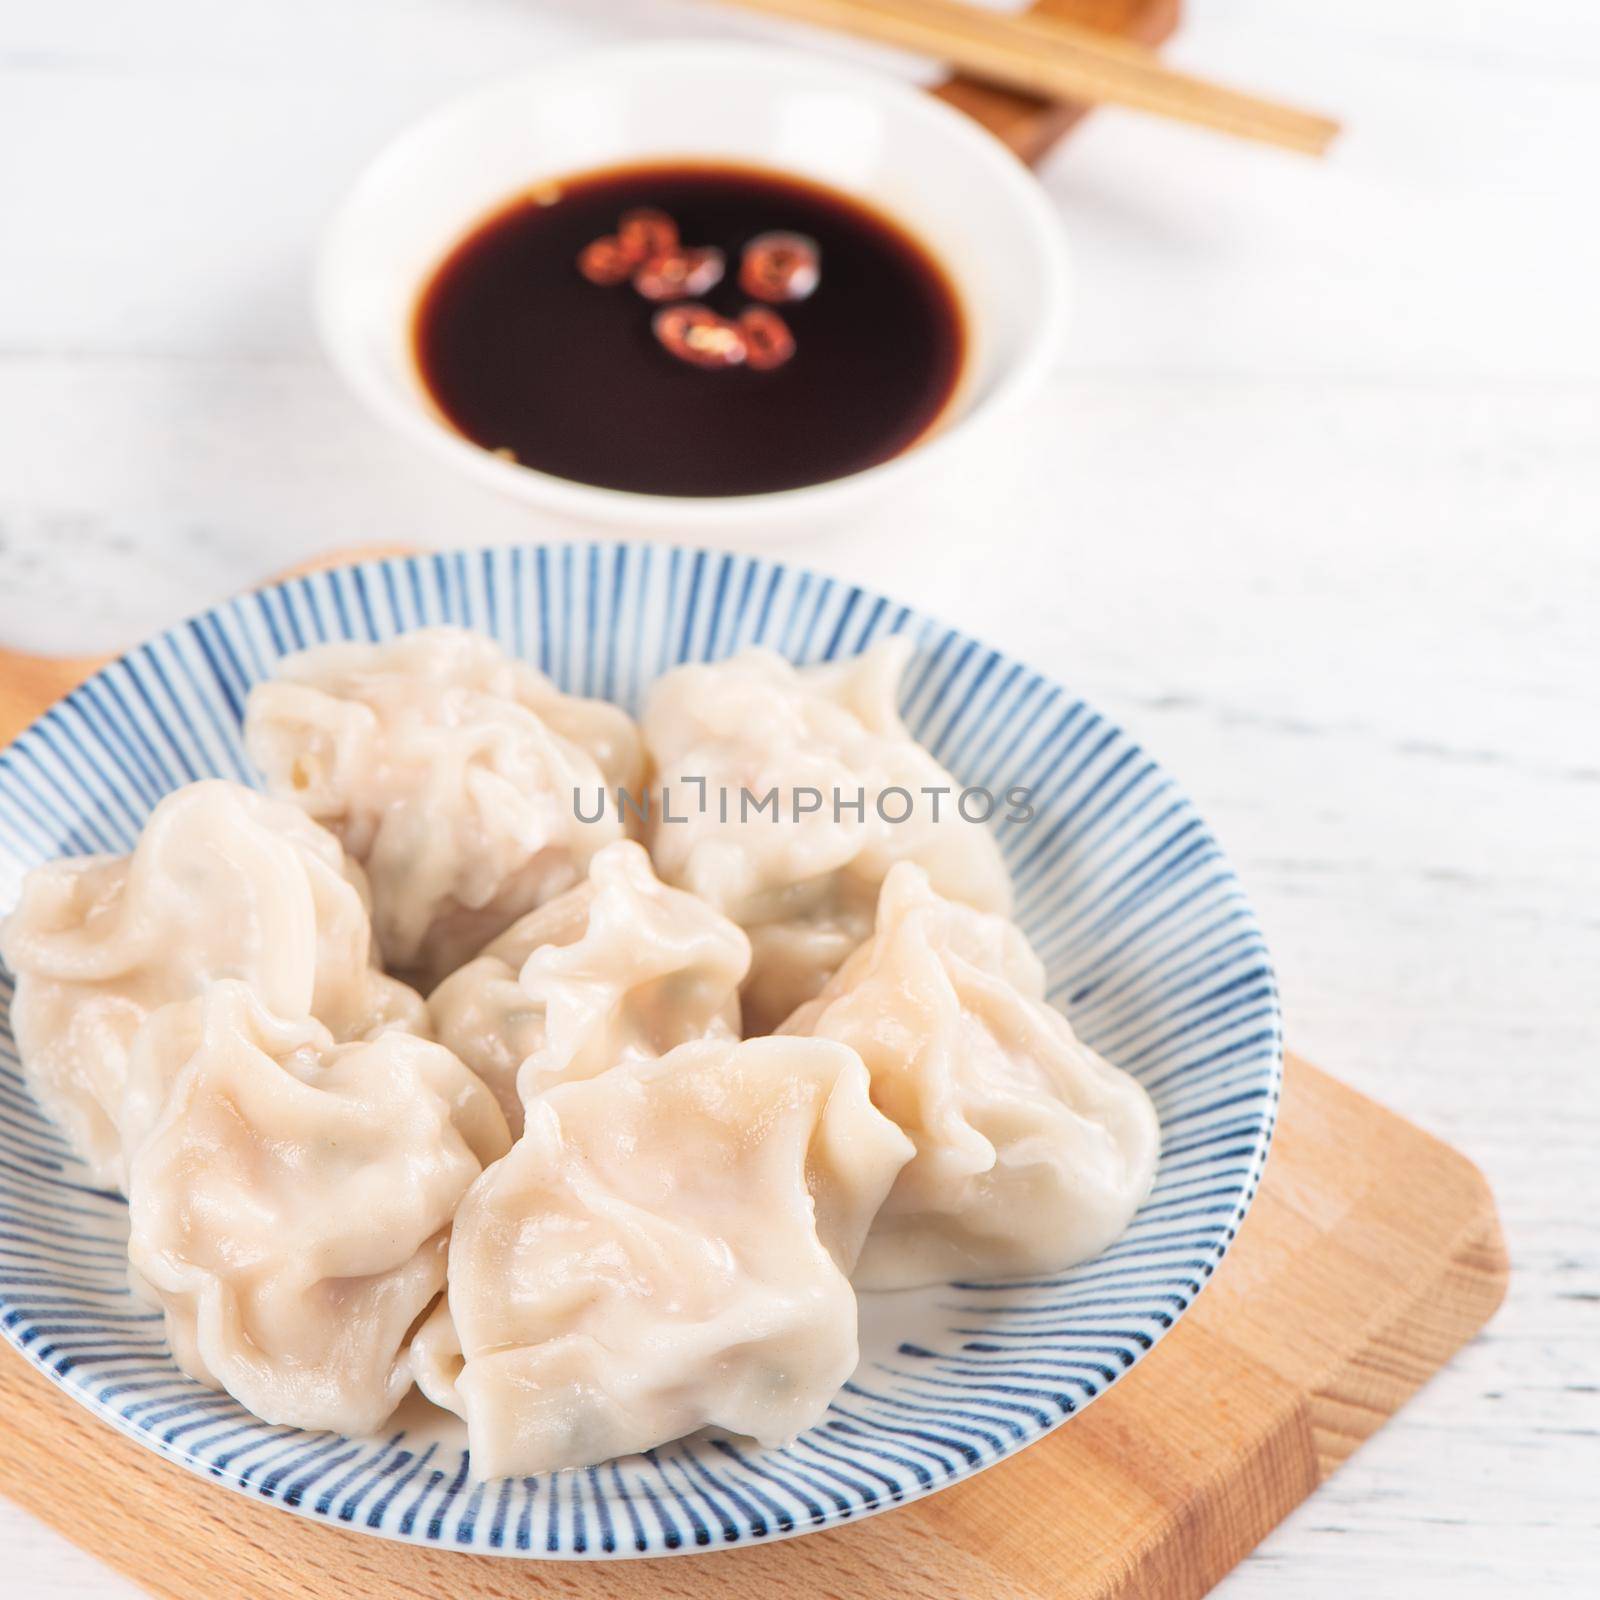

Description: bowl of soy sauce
[316,41,1070,532]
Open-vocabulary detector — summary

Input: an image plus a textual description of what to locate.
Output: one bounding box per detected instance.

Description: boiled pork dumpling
[127,982,510,1436]
[415,1036,913,1477]
[0,780,425,1189]
[782,863,1160,1289]
[244,626,645,987]
[428,839,749,1133]
[741,887,876,1041]
[642,637,1013,1033]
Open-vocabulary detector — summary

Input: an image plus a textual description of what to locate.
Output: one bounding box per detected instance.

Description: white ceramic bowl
[315,41,1071,533]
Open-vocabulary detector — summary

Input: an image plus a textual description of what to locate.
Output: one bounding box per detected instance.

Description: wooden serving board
[0,9,1505,1596]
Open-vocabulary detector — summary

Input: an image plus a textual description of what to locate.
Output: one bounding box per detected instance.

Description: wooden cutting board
[0,9,1506,1597]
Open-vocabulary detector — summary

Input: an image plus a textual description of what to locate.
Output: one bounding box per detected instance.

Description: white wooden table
[0,1,1595,1594]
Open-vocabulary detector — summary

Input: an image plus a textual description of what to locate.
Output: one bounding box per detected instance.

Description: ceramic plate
[0,544,1281,1557]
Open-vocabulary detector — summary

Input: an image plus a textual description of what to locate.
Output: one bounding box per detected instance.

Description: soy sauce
[413,163,966,498]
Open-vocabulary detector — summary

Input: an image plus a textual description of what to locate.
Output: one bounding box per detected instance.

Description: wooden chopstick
[714,0,1339,156]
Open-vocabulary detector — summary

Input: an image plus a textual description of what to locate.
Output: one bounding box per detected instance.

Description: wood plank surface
[0,9,1512,1594]
[6,2,1594,1596]
[0,1054,1508,1600]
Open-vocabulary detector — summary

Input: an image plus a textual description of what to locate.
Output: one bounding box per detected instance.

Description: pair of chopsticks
[714,0,1339,156]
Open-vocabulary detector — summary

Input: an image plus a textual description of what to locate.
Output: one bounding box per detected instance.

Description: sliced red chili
[739,231,821,303]
[652,304,748,370]
[618,208,679,259]
[576,234,644,286]
[633,246,727,302]
[738,306,796,371]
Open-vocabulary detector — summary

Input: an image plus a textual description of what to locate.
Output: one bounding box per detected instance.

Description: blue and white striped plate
[0,544,1280,1558]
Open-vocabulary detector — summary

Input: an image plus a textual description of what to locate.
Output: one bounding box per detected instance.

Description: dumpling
[782,863,1160,1289]
[0,780,425,1189]
[126,982,510,1436]
[244,626,645,987]
[642,637,1013,1033]
[428,839,749,1133]
[742,890,876,1041]
[412,1036,912,1477]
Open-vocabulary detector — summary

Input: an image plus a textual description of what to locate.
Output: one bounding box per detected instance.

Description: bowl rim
[0,541,1282,1558]
[313,40,1073,527]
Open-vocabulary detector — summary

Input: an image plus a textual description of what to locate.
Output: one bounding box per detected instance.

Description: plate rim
[0,540,1283,1559]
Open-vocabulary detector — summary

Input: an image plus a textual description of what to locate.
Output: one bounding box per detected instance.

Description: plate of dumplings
[0,543,1280,1557]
